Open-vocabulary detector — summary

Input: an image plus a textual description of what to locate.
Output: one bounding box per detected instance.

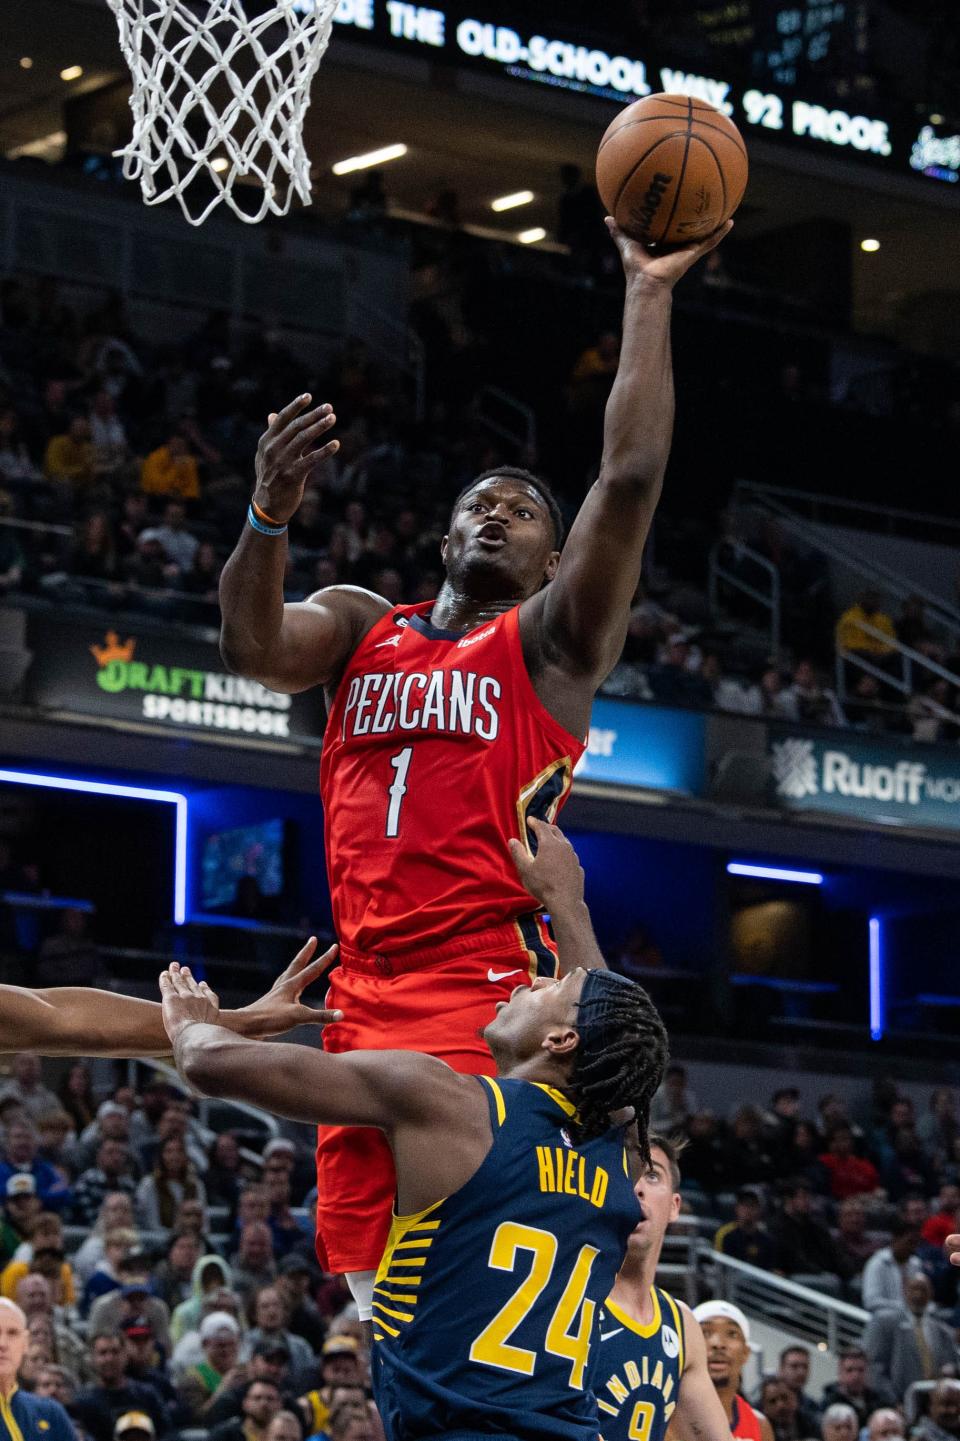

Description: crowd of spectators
[0,1046,957,1441]
[652,1064,960,1318]
[651,1068,960,1441]
[2,263,959,747]
[0,1051,380,1441]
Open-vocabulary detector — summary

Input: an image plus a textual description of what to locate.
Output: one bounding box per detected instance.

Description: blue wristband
[247,502,287,537]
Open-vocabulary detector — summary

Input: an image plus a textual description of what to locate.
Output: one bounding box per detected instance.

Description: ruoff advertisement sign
[770,730,960,830]
[25,616,327,744]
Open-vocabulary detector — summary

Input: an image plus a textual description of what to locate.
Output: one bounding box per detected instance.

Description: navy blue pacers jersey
[372,1076,640,1441]
[593,1287,687,1441]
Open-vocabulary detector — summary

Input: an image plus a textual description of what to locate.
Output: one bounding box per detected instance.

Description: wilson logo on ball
[633,171,672,234]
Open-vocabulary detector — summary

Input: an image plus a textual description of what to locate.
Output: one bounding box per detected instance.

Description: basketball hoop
[105,0,338,226]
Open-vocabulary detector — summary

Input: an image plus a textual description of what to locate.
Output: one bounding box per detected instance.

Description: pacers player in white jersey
[595,1135,732,1441]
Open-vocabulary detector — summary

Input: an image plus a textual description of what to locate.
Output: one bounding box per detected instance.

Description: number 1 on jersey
[386,747,413,837]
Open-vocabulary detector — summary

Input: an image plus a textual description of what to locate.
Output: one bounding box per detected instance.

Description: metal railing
[735,480,960,546]
[701,1247,869,1353]
[475,385,538,457]
[735,488,960,650]
[708,537,781,656]
[834,618,960,709]
[122,1055,279,1140]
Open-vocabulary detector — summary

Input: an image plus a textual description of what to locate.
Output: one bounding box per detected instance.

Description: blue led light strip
[726,862,824,885]
[0,769,188,926]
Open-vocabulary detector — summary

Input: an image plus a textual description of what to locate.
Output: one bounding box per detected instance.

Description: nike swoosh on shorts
[487,968,523,983]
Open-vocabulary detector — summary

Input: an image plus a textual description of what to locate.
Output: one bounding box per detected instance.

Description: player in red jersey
[218,217,730,1304]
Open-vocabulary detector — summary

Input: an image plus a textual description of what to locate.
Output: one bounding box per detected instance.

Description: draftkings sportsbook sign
[770,729,960,831]
[25,615,326,744]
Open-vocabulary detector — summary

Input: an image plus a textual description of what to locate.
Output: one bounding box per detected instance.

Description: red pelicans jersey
[320,601,585,958]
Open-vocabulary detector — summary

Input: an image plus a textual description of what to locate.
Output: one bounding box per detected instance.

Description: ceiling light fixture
[860,238,880,252]
[60,65,84,81]
[518,227,547,245]
[491,190,534,212]
[332,143,407,176]
[19,57,33,70]
[210,156,230,174]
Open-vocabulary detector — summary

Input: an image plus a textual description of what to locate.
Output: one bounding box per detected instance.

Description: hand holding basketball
[606,215,733,289]
[254,393,340,524]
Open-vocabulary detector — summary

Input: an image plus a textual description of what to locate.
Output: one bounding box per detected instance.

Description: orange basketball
[596,93,748,247]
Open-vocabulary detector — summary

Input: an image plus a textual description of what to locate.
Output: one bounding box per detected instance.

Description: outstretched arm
[668,1305,735,1441]
[161,953,460,1128]
[508,818,607,975]
[536,222,732,695]
[0,943,341,1057]
[218,395,388,691]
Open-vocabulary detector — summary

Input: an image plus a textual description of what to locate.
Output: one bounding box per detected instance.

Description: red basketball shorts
[314,916,556,1274]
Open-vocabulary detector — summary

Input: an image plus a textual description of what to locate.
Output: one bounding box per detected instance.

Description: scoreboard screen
[318,0,959,186]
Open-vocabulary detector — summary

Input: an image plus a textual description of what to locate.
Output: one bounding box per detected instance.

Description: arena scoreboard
[320,0,959,186]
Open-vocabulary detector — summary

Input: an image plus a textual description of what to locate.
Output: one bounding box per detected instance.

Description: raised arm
[161,955,466,1129]
[0,942,341,1056]
[508,818,607,975]
[535,222,732,699]
[217,395,388,691]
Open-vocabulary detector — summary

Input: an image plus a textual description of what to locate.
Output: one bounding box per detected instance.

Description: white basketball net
[105,0,338,226]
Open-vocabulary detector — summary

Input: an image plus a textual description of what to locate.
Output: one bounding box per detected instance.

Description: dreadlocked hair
[569,978,669,1165]
[453,467,565,548]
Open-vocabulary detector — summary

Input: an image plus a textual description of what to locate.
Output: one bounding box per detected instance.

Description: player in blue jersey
[594,1136,731,1441]
[158,822,669,1441]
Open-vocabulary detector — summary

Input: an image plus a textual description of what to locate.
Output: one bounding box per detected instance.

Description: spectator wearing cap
[244,1288,314,1389]
[275,1255,326,1353]
[820,1348,893,1427]
[89,1254,171,1354]
[714,1188,778,1269]
[73,1332,170,1441]
[1,1212,75,1308]
[0,1122,72,1212]
[0,1057,59,1125]
[771,1180,844,1294]
[73,1139,139,1226]
[692,1301,773,1441]
[0,1177,41,1266]
[113,1413,156,1441]
[209,1376,283,1441]
[171,1254,234,1344]
[861,1223,925,1314]
[121,1316,183,1422]
[864,1273,959,1397]
[913,1381,960,1441]
[177,1311,244,1421]
[0,1298,74,1441]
